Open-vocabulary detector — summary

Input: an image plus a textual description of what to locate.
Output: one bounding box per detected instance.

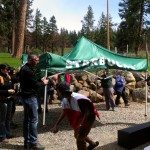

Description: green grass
[0,53,21,68]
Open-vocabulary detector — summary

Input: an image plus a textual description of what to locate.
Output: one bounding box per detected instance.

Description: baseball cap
[57,82,72,93]
[0,64,9,70]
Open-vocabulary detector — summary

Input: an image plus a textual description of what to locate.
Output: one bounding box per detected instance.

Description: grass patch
[0,53,21,68]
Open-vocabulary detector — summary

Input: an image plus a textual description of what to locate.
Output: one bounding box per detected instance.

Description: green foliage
[0,53,21,68]
[31,48,43,55]
[81,5,95,37]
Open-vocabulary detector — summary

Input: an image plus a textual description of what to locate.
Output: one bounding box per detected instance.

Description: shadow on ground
[11,103,138,138]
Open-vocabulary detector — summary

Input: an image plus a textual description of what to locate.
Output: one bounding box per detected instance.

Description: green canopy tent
[38,52,67,72]
[21,53,28,66]
[38,37,148,72]
[63,36,148,117]
[38,37,149,123]
[64,36,148,72]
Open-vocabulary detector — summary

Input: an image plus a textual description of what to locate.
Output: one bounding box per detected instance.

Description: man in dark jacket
[19,54,48,149]
[101,69,115,111]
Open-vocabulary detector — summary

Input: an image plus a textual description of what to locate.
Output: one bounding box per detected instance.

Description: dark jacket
[101,74,113,88]
[19,63,44,98]
[0,72,12,102]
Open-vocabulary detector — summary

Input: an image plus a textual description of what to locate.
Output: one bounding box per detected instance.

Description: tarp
[21,53,28,65]
[64,36,148,71]
[37,36,148,72]
[37,52,67,73]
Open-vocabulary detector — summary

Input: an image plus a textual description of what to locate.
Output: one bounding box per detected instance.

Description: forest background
[0,0,150,69]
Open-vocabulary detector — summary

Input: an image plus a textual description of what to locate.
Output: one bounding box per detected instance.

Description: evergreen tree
[118,0,150,54]
[68,31,78,47]
[81,5,95,40]
[49,15,58,53]
[41,17,49,53]
[59,28,68,56]
[32,9,42,49]
[95,12,116,50]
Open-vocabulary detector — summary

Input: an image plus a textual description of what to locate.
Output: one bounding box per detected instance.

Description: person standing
[114,70,129,107]
[0,64,15,142]
[101,69,115,111]
[51,82,99,150]
[19,54,48,149]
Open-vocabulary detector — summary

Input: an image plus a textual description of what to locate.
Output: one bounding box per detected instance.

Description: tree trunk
[13,0,28,58]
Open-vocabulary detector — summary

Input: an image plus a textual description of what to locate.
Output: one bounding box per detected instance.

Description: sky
[32,0,121,32]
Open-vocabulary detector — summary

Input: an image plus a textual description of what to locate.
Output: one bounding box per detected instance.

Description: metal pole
[126,44,128,54]
[43,69,48,125]
[145,71,148,116]
[145,34,149,116]
[107,0,110,50]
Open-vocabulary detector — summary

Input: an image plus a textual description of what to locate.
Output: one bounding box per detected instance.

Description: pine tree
[81,5,95,40]
[49,15,58,53]
[32,9,42,49]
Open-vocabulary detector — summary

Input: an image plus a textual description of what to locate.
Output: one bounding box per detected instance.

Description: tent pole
[43,69,48,125]
[145,71,148,116]
[95,71,98,102]
[145,33,148,117]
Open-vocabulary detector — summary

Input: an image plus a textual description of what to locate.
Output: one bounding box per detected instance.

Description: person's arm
[51,111,66,133]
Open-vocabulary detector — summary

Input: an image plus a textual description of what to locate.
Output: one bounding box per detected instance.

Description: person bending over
[51,82,99,150]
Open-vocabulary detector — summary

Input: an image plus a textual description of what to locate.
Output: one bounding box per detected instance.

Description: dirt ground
[0,101,150,150]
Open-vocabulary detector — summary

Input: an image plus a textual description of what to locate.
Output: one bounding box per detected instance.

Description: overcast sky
[32,0,121,32]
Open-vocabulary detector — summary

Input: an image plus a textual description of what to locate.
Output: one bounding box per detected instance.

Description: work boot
[87,141,99,150]
[29,142,45,150]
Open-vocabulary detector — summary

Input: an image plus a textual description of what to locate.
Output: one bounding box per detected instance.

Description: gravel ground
[0,101,150,150]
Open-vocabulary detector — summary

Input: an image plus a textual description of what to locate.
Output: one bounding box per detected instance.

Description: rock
[131,88,150,102]
[78,90,90,97]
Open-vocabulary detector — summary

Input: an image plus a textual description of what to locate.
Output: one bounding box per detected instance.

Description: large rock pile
[50,71,150,103]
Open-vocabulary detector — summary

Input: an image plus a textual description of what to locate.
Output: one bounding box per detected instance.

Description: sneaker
[112,108,115,111]
[87,141,99,150]
[29,142,45,150]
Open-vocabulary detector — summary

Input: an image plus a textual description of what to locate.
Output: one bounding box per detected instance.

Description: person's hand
[8,89,15,94]
[41,77,49,85]
[51,126,59,133]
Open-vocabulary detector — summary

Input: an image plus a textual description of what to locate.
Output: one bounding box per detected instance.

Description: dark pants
[0,101,12,138]
[22,96,38,145]
[115,89,128,105]
[74,114,95,150]
[103,87,115,110]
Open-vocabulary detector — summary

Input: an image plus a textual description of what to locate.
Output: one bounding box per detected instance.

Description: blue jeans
[0,101,12,138]
[22,96,38,144]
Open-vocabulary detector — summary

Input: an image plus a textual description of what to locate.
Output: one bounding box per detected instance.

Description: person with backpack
[114,70,129,107]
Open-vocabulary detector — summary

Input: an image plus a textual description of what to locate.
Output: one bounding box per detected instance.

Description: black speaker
[118,122,150,149]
